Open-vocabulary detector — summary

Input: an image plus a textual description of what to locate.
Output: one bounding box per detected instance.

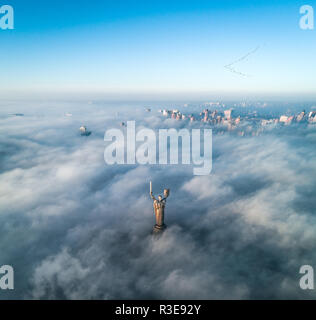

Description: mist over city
[1,99,316,299]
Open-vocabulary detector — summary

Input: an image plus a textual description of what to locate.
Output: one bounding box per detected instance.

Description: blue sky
[1,0,315,99]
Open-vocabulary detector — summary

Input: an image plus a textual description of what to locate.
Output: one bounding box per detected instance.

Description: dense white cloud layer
[0,100,316,299]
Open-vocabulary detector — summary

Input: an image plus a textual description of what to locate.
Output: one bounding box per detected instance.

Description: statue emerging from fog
[150,181,169,234]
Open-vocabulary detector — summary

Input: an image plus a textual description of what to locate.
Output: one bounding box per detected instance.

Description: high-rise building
[224,109,232,120]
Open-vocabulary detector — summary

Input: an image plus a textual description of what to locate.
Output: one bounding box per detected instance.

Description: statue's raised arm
[150,181,156,200]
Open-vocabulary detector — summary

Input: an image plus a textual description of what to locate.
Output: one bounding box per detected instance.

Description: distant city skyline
[1,0,316,100]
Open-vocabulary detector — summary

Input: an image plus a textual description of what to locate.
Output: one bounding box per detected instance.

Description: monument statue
[150,181,170,234]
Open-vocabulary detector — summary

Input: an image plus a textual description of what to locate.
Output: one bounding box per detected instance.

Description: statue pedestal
[152,224,167,235]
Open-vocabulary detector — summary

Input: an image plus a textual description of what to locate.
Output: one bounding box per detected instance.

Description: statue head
[158,195,163,201]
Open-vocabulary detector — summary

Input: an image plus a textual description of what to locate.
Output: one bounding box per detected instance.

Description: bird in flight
[224,46,260,77]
